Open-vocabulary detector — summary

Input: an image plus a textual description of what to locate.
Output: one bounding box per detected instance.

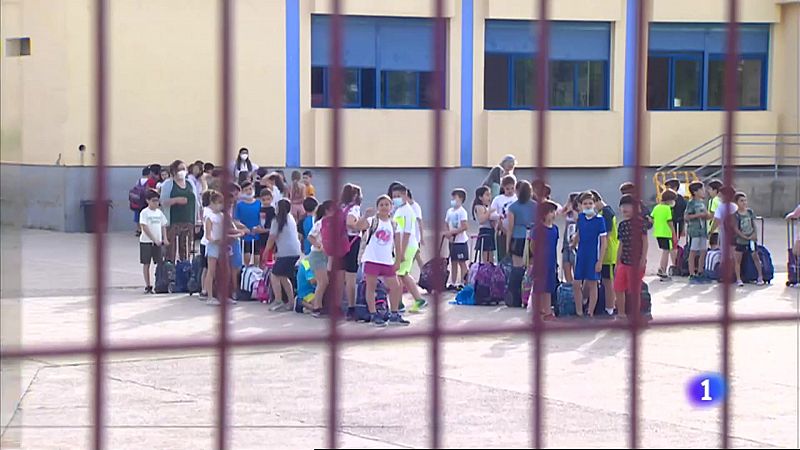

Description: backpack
[741,245,774,283]
[239,266,264,301]
[154,260,176,294]
[555,283,576,317]
[128,180,148,211]
[174,260,192,293]
[321,206,357,258]
[355,277,389,321]
[187,255,204,295]
[472,263,503,305]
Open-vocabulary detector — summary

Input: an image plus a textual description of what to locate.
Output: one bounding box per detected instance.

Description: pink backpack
[321,205,357,258]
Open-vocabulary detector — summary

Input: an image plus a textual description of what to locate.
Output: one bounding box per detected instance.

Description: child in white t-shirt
[490,175,518,261]
[139,191,169,294]
[445,189,470,290]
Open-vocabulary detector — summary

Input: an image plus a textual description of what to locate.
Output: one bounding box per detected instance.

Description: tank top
[476,205,492,230]
[361,217,395,266]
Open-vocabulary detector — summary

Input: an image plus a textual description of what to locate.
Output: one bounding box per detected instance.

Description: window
[483,21,610,110]
[5,37,30,57]
[311,16,443,109]
[647,23,769,111]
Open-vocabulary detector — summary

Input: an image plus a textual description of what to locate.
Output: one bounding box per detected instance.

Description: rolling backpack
[154,260,176,294]
[788,219,799,286]
[555,283,576,317]
[741,245,774,283]
[173,236,194,293]
[355,276,389,322]
[187,251,204,295]
[418,237,450,293]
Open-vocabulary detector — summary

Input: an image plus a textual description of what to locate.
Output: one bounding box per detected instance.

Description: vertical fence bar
[721,0,739,448]
[216,0,234,448]
[327,0,344,447]
[429,0,446,447]
[627,0,648,448]
[530,0,550,447]
[92,0,108,448]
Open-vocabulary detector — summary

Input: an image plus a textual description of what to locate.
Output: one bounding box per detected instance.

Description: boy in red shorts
[614,194,648,318]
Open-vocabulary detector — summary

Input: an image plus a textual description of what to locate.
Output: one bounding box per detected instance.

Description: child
[613,194,649,318]
[706,179,723,238]
[289,170,307,221]
[651,189,678,281]
[684,181,712,282]
[619,182,653,230]
[224,191,246,304]
[156,167,170,192]
[202,191,224,305]
[732,192,765,286]
[234,181,261,266]
[306,200,334,318]
[408,190,425,272]
[665,178,687,246]
[362,195,410,326]
[391,183,428,313]
[592,190,618,317]
[529,200,559,320]
[560,192,580,286]
[570,191,607,317]
[265,199,303,311]
[490,175,518,261]
[302,170,316,198]
[139,191,169,294]
[340,184,371,320]
[445,188,470,291]
[472,186,496,263]
[713,186,738,281]
[296,258,316,314]
[506,181,537,268]
[254,188,276,262]
[299,197,318,255]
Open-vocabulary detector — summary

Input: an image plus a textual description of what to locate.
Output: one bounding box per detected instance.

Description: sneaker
[657,269,668,279]
[269,301,288,312]
[372,313,387,327]
[345,307,357,321]
[311,309,325,319]
[206,298,221,306]
[144,286,153,294]
[388,312,410,326]
[198,291,209,299]
[756,278,765,286]
[688,275,700,284]
[736,280,745,287]
[398,301,406,313]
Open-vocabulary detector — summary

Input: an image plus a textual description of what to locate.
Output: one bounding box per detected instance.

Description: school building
[1,0,798,231]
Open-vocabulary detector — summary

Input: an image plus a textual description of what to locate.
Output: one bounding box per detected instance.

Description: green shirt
[169,181,196,224]
[735,209,756,245]
[684,199,708,238]
[650,203,673,239]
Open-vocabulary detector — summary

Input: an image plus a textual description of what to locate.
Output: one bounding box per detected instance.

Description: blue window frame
[647,23,769,111]
[311,15,442,110]
[483,20,611,111]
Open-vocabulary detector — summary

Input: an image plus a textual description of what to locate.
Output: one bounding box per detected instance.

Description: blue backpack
[555,283,576,316]
[355,278,389,322]
[455,284,476,305]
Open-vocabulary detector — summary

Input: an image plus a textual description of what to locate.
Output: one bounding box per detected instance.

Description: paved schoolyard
[1,223,798,449]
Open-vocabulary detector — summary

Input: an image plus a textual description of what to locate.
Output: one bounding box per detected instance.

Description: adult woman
[482,154,517,197]
[231,147,259,180]
[339,184,371,321]
[506,180,537,267]
[159,159,201,262]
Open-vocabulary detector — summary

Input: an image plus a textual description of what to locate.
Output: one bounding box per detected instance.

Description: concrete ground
[1,220,799,449]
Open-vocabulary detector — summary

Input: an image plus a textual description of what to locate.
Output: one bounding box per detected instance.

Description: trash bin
[81,200,113,233]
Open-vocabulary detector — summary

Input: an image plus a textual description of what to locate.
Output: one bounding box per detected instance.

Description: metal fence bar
[92,0,109,448]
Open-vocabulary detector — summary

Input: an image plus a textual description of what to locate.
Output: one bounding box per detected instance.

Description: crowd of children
[134,156,793,325]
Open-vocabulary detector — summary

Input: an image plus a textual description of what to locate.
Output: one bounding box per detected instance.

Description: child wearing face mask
[651,189,679,281]
[445,189,470,291]
[234,181,262,266]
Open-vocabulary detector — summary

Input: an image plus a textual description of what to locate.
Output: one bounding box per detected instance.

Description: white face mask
[176,169,187,179]
[239,153,249,161]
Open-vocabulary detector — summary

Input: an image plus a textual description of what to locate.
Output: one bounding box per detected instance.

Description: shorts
[688,237,708,252]
[475,228,496,252]
[601,264,615,280]
[344,236,361,273]
[450,242,469,261]
[273,256,300,277]
[561,248,576,267]
[364,261,396,278]
[205,243,220,259]
[613,263,645,292]
[510,238,527,258]
[307,251,329,272]
[657,237,674,251]
[735,243,751,253]
[674,220,685,237]
[140,243,162,264]
[229,239,244,268]
[397,245,419,277]
[573,253,600,281]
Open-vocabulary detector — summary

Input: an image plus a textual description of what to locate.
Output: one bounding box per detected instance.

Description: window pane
[647,56,669,110]
[382,71,418,107]
[707,59,724,108]
[550,61,574,108]
[512,57,536,108]
[419,72,441,109]
[577,61,605,108]
[343,69,359,106]
[361,68,376,108]
[484,53,510,109]
[740,58,762,108]
[673,58,701,108]
[311,67,325,107]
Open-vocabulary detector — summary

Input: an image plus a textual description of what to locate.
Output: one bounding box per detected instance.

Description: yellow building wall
[473,0,625,167]
[300,0,460,167]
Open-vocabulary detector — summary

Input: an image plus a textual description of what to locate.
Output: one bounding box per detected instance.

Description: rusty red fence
[2,0,799,449]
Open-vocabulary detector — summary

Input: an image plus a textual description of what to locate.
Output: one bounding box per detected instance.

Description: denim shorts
[205,243,221,259]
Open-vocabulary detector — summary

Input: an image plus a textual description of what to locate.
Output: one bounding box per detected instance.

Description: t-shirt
[734,208,757,245]
[300,215,314,255]
[445,206,469,244]
[490,194,517,231]
[296,259,316,301]
[169,181,196,224]
[708,196,721,230]
[531,224,559,275]
[362,217,396,265]
[714,202,736,244]
[270,215,302,258]
[346,205,361,237]
[672,195,687,223]
[393,203,419,249]
[562,212,578,252]
[259,206,276,231]
[306,183,316,197]
[576,212,607,264]
[234,200,261,242]
[411,201,423,243]
[617,218,647,266]
[651,204,674,239]
[139,208,168,244]
[507,200,537,239]
[684,199,709,238]
[308,219,324,254]
[599,205,619,265]
[203,208,223,244]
